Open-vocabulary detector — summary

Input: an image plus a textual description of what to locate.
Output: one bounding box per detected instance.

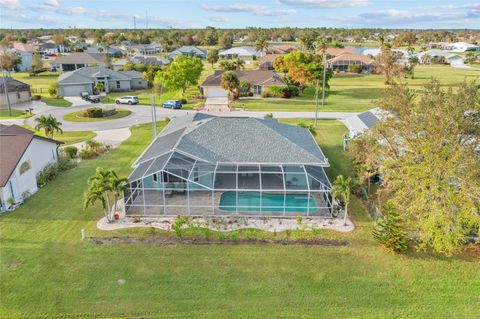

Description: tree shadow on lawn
[330,87,384,101]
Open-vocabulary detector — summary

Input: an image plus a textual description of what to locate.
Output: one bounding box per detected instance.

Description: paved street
[1,101,357,132]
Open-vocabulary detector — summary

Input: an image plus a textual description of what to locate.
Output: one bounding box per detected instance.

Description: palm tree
[332,175,352,226]
[221,71,240,102]
[84,168,127,222]
[94,82,104,94]
[207,49,219,68]
[255,37,269,53]
[233,58,245,70]
[34,115,63,138]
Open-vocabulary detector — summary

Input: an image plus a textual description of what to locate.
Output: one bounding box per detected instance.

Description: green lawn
[1,119,478,318]
[21,125,97,145]
[63,108,132,122]
[40,96,72,107]
[0,108,33,119]
[234,65,479,112]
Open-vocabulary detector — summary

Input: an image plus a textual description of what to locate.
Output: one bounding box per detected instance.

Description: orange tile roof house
[201,70,286,97]
[258,54,281,70]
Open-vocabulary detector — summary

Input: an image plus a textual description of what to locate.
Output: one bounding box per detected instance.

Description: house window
[116,81,120,89]
[19,160,31,175]
[153,173,158,183]
[138,81,142,84]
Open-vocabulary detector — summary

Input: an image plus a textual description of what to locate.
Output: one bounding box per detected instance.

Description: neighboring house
[85,45,123,57]
[124,114,333,217]
[111,58,129,71]
[415,49,464,65]
[38,43,68,56]
[327,53,375,73]
[0,77,31,107]
[219,46,263,63]
[57,66,147,96]
[12,42,37,53]
[266,44,297,55]
[0,124,61,212]
[51,52,104,72]
[201,70,286,97]
[258,54,281,70]
[442,42,480,52]
[121,42,162,56]
[131,55,169,66]
[317,47,354,57]
[168,46,207,60]
[344,108,382,138]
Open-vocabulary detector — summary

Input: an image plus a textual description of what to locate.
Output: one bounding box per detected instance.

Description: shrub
[36,158,76,187]
[286,85,299,97]
[84,107,103,118]
[180,98,188,104]
[48,83,58,97]
[32,94,42,100]
[79,148,96,160]
[63,146,78,159]
[348,64,363,74]
[372,204,408,254]
[172,215,191,238]
[264,113,273,118]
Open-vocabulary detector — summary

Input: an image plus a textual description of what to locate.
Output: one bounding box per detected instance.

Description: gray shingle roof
[58,67,143,85]
[133,115,328,169]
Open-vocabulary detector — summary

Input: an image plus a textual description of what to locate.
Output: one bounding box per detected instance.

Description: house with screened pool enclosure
[125,114,333,217]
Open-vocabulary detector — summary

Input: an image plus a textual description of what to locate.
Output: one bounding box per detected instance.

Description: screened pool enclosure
[125,114,333,218]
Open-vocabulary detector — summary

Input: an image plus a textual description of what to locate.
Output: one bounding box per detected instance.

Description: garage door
[207,87,228,97]
[61,85,91,97]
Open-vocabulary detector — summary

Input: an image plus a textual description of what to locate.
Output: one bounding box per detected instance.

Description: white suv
[115,96,139,105]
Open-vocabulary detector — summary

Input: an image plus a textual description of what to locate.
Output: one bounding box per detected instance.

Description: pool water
[219,191,316,213]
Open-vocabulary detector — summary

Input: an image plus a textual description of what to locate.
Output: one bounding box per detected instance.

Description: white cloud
[278,0,370,8]
[201,3,296,16]
[357,8,480,24]
[0,0,21,9]
[209,15,229,22]
[425,3,480,10]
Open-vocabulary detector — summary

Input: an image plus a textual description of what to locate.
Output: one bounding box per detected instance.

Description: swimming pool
[219,191,316,213]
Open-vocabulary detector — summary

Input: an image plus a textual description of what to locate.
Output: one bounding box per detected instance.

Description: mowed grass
[1,119,479,318]
[234,65,479,112]
[11,72,73,107]
[63,108,132,122]
[0,108,33,119]
[21,125,97,145]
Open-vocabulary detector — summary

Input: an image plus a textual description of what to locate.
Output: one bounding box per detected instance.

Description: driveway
[203,96,229,112]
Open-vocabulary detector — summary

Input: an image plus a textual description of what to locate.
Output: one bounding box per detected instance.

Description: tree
[365,81,480,255]
[219,59,244,71]
[332,175,352,226]
[84,168,127,222]
[207,49,219,68]
[34,115,63,138]
[219,33,233,49]
[255,37,269,53]
[94,82,104,94]
[48,82,58,97]
[221,71,240,101]
[375,44,404,84]
[163,55,203,93]
[31,52,43,74]
[372,202,408,253]
[0,49,21,74]
[348,131,381,194]
[103,53,111,69]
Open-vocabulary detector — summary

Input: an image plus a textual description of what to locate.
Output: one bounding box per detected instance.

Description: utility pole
[146,10,148,29]
[133,16,136,30]
[151,94,157,139]
[314,78,319,126]
[321,50,327,110]
[2,70,12,117]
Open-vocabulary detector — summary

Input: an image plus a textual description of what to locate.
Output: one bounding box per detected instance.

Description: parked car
[80,91,90,100]
[115,96,139,105]
[85,95,100,103]
[162,100,182,109]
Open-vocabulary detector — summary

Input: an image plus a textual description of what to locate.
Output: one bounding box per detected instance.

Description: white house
[219,46,263,63]
[0,77,31,107]
[415,49,464,65]
[0,124,61,212]
[12,43,36,71]
[446,42,480,52]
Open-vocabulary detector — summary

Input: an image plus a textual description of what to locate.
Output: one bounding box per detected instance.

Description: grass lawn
[1,119,478,318]
[0,109,33,119]
[40,96,72,107]
[21,125,97,145]
[63,108,132,122]
[234,65,479,112]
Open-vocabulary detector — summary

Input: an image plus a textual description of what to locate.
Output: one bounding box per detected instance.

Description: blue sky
[1,0,479,29]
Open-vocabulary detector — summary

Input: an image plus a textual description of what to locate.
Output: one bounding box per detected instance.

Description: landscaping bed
[63,107,131,122]
[91,236,349,246]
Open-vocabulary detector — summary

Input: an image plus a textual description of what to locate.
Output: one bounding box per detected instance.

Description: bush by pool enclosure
[125,114,333,217]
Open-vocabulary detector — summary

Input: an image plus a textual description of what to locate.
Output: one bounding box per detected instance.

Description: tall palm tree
[255,37,269,53]
[221,71,240,102]
[332,175,352,226]
[34,115,63,138]
[84,168,127,222]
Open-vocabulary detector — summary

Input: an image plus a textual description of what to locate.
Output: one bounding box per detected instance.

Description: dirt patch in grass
[90,236,349,246]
